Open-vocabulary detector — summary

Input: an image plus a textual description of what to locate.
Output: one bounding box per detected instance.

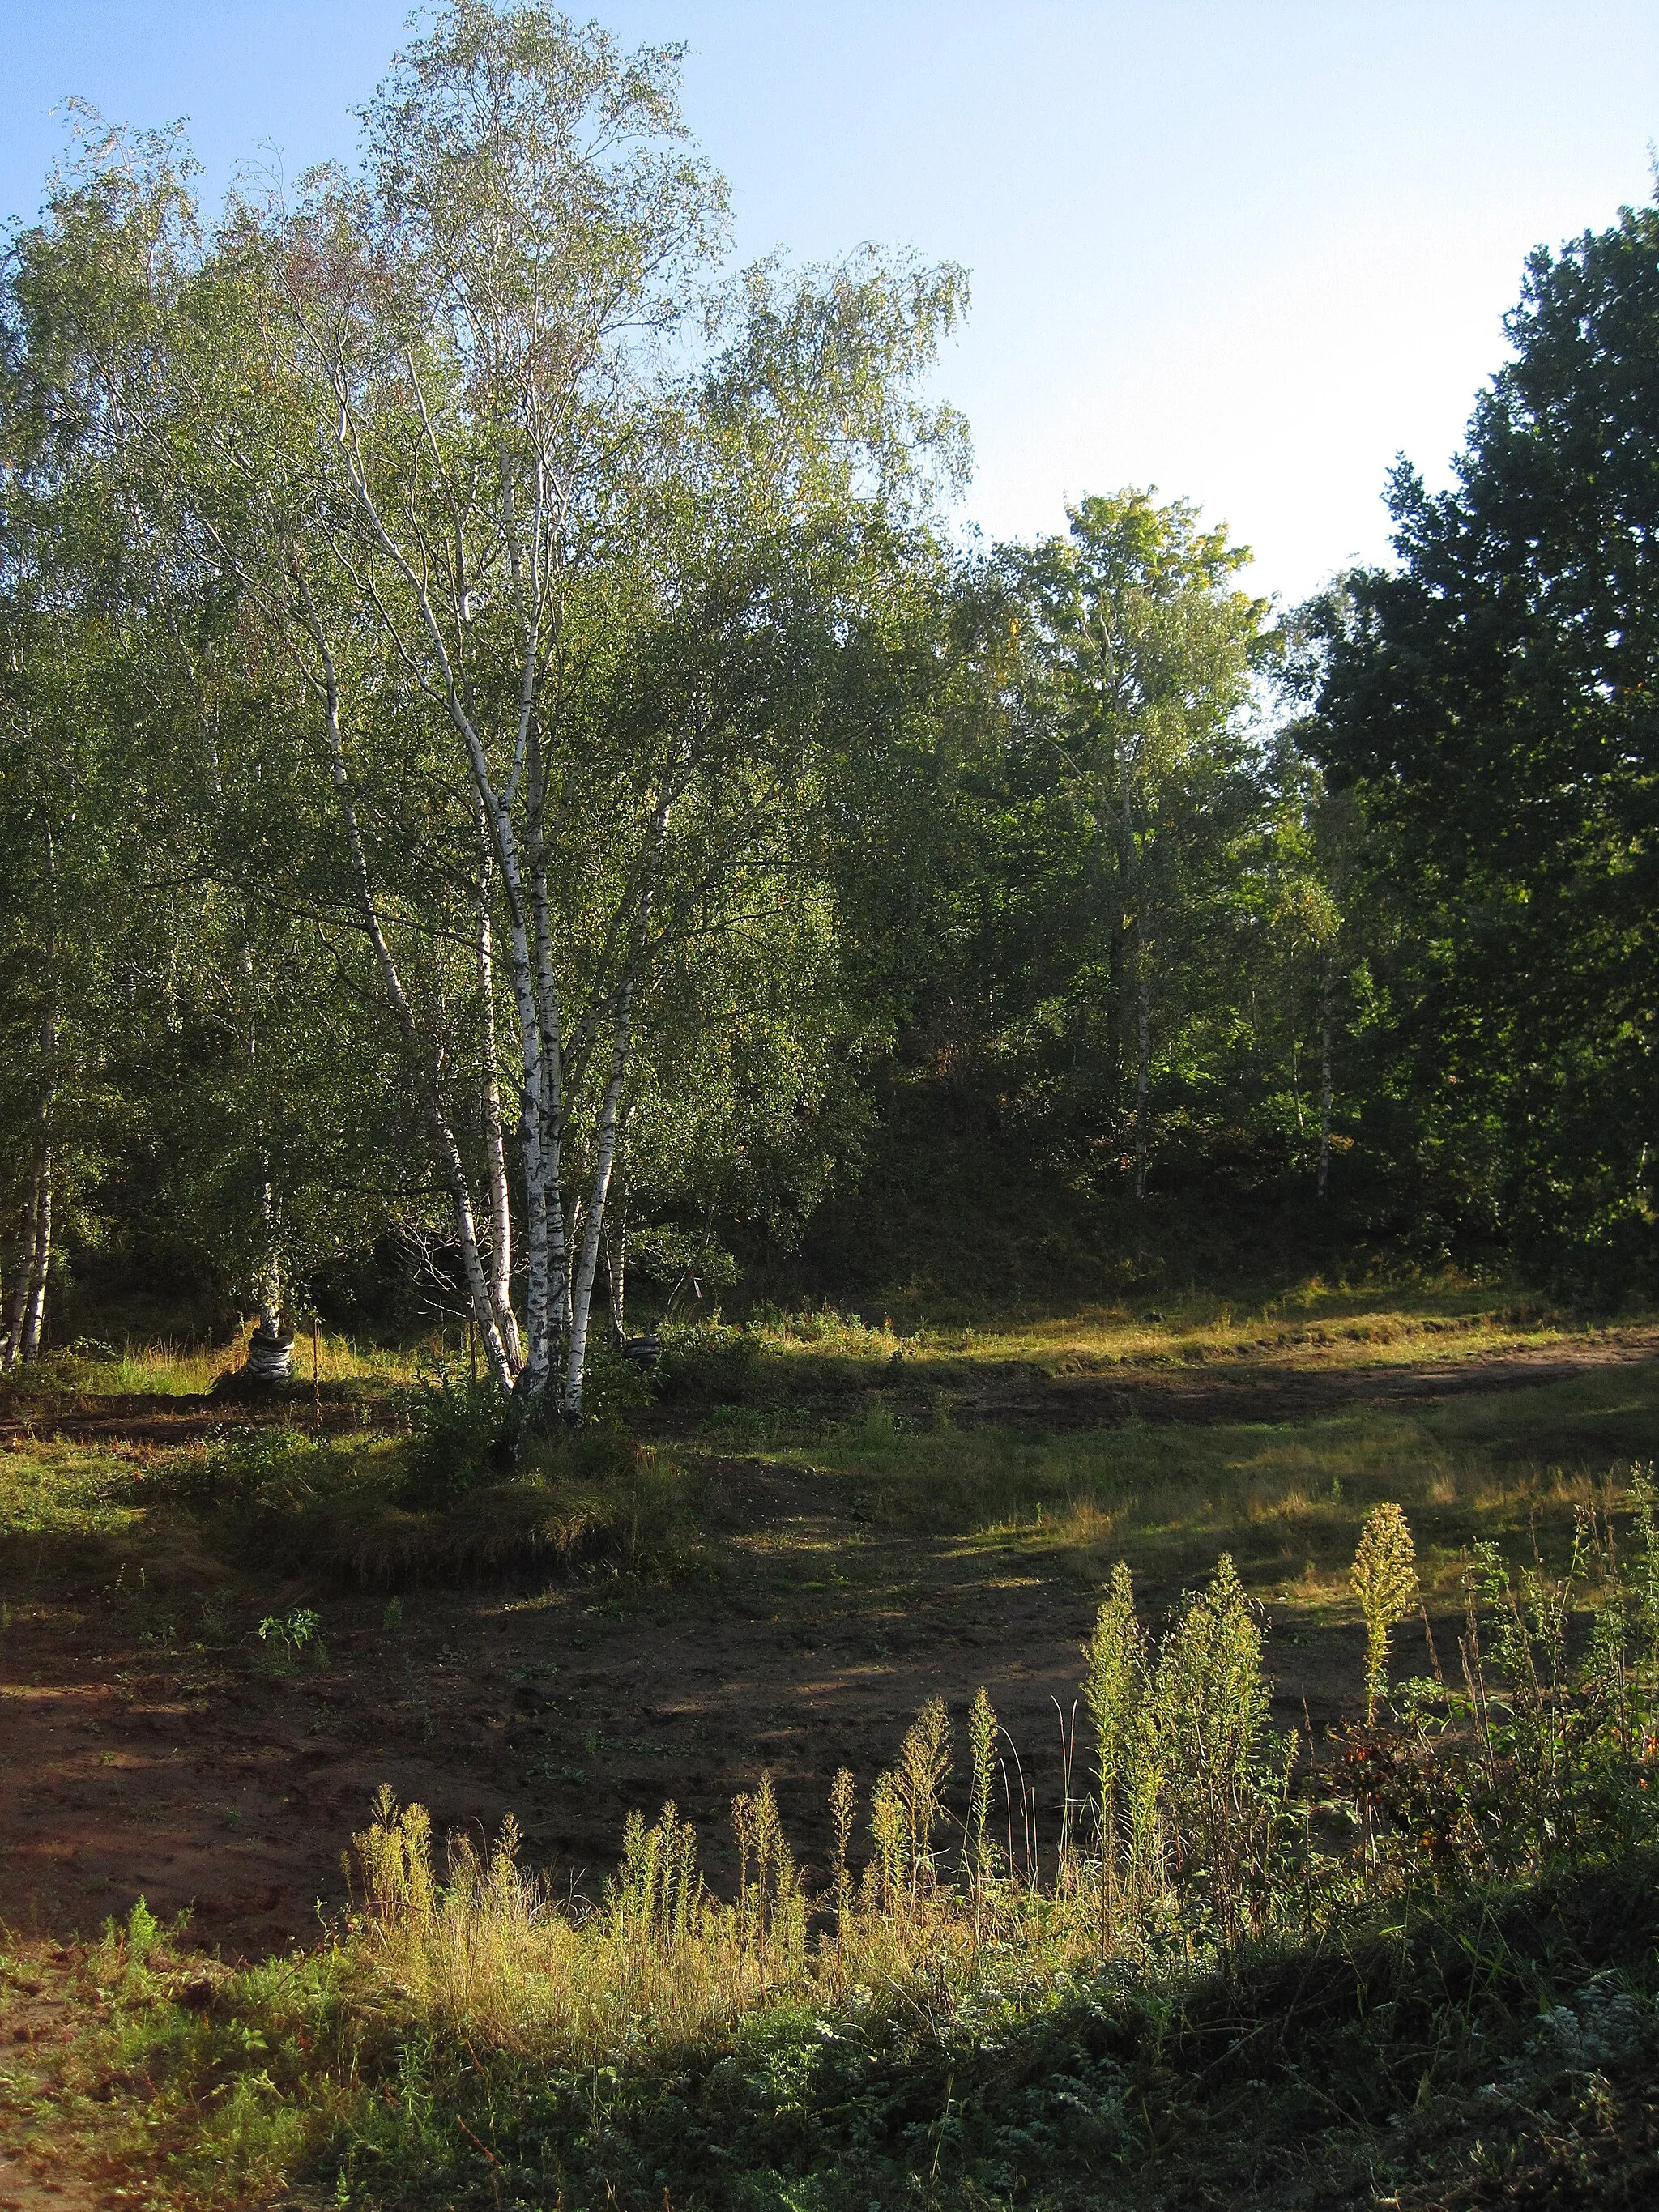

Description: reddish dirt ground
[3,1325,1654,1963]
[3,1462,1390,1963]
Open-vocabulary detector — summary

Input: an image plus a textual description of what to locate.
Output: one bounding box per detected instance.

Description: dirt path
[0,1381,385,1451]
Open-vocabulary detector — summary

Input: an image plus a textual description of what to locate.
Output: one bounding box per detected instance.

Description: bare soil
[0,1470,1375,1961]
[3,1324,1655,1963]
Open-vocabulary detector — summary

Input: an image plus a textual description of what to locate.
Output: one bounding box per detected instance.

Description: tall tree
[1307,185,1659,1285]
[23,2,966,1409]
[1011,491,1273,1194]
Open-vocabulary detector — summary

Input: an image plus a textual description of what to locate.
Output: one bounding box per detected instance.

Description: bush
[398,1367,515,1507]
[654,1321,762,1404]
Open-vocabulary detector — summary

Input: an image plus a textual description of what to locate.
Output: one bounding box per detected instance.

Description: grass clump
[147,1421,706,1587]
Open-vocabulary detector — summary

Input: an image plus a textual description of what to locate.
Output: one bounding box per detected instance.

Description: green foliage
[256,1605,322,1665]
[655,1319,763,1402]
[1306,184,1659,1292]
[151,1417,701,1586]
[398,1369,515,1508]
[1350,1499,1418,1720]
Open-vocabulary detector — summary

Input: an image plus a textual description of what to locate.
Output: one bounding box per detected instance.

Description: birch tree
[29,2,966,1413]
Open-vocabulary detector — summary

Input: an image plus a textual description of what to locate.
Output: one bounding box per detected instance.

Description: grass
[721,1279,1571,1380]
[5,1484,1659,2207]
[0,1421,710,1596]
[10,1860,1657,2211]
[736,1367,1659,1622]
[6,1289,1659,2204]
[0,1438,144,1543]
[0,1323,424,1398]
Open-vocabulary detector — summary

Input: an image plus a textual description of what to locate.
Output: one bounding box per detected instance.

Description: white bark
[474,800,522,1370]
[323,392,565,1401]
[604,1122,630,1343]
[563,987,633,1415]
[246,1252,294,1381]
[233,934,293,1383]
[19,1144,50,1362]
[4,998,59,1369]
[311,647,515,1391]
[2,1149,47,1369]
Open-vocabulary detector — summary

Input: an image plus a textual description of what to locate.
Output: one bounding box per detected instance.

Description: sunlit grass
[749,1367,1659,1613]
[0,1324,425,1398]
[723,1281,1604,1396]
[0,1281,1623,1409]
[0,1438,143,1541]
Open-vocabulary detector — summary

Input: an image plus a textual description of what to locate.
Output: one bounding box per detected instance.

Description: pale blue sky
[3,2,1657,604]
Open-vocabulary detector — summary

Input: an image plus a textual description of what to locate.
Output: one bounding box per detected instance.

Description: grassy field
[3,1285,1659,2207]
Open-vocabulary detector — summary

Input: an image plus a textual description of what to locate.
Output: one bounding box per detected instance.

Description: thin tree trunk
[564,989,633,1417]
[2,1166,39,1366]
[1132,916,1151,1202]
[235,939,293,1383]
[313,655,514,1388]
[474,799,522,1370]
[19,1142,51,1362]
[1115,767,1139,1181]
[6,996,60,1367]
[2,1152,45,1370]
[527,820,569,1353]
[1317,970,1334,1204]
[604,1142,629,1345]
[246,1251,294,1380]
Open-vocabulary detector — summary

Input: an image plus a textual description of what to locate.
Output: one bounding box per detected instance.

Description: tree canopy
[7,5,1659,1387]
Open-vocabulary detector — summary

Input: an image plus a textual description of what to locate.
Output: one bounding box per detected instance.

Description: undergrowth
[6,1479,1659,2206]
[156,1420,709,1585]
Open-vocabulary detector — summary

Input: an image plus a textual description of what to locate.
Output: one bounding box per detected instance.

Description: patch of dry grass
[752,1366,1659,1621]
[739,1281,1573,1386]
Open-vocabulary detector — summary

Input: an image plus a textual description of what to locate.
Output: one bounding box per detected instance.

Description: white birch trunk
[313,658,515,1390]
[604,1127,629,1344]
[474,803,522,1370]
[5,999,60,1367]
[2,1157,40,1369]
[19,1143,50,1362]
[3,1142,53,1368]
[234,936,293,1383]
[246,1251,295,1381]
[562,989,633,1417]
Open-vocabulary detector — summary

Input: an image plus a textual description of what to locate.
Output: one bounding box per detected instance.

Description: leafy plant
[1350,1500,1418,1720]
[399,1368,515,1507]
[257,1605,322,1666]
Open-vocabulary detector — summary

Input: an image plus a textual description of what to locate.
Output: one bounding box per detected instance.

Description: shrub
[655,1322,761,1403]
[398,1367,515,1507]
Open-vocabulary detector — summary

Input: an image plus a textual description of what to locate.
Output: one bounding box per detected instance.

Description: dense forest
[5,1,1659,1408]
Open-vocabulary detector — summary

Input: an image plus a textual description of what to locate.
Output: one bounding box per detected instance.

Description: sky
[2,2,1657,607]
